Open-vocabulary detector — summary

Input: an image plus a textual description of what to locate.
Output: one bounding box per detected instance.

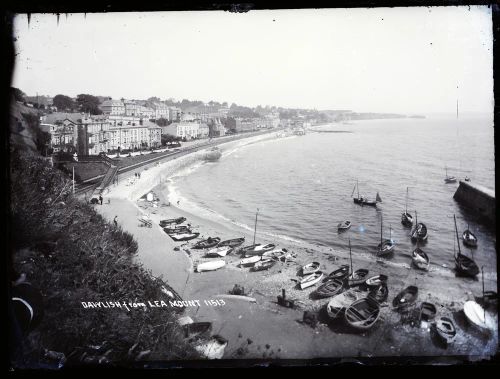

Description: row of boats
[344,184,481,278]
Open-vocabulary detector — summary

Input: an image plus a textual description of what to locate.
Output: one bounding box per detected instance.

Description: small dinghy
[412,247,430,271]
[463,300,491,331]
[444,166,457,183]
[239,256,261,267]
[455,253,479,277]
[160,217,186,227]
[314,278,345,298]
[262,248,295,261]
[196,260,226,273]
[462,228,478,248]
[338,220,352,231]
[302,262,321,276]
[195,335,227,359]
[169,232,200,242]
[392,285,418,310]
[217,237,245,248]
[205,246,233,258]
[251,259,276,272]
[420,302,437,322]
[324,264,350,282]
[183,322,212,340]
[241,243,276,257]
[326,290,360,319]
[344,296,381,330]
[433,317,456,345]
[164,226,191,234]
[401,212,413,227]
[299,271,324,290]
[348,269,369,287]
[368,283,389,303]
[365,274,388,288]
[410,211,427,242]
[193,237,221,249]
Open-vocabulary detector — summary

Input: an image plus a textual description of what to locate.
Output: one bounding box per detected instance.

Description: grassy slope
[10,141,201,366]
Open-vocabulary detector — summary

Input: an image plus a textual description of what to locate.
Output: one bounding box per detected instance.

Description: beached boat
[324,264,350,282]
[338,220,352,231]
[183,322,212,340]
[348,269,369,287]
[410,211,428,242]
[239,256,261,267]
[242,243,276,257]
[326,290,360,319]
[314,278,345,298]
[159,217,186,227]
[192,237,221,249]
[352,180,381,207]
[463,300,490,331]
[420,302,437,322]
[433,317,456,345]
[462,227,478,248]
[392,285,418,310]
[444,166,457,183]
[302,262,321,276]
[412,247,430,271]
[368,283,389,303]
[377,215,395,256]
[344,297,381,330]
[169,232,199,242]
[262,248,293,261]
[251,259,276,272]
[205,246,233,258]
[164,226,191,234]
[454,215,479,277]
[299,271,324,290]
[196,260,226,273]
[401,187,413,227]
[365,274,388,287]
[217,237,245,248]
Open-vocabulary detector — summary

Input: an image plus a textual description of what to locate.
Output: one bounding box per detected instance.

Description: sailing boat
[454,214,479,277]
[444,166,457,184]
[410,210,428,242]
[401,187,413,227]
[352,180,381,207]
[377,215,395,256]
[347,239,369,287]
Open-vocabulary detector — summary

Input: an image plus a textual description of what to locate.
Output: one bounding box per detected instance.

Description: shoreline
[95,133,498,360]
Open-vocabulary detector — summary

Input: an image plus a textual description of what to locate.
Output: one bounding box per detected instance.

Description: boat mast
[253,208,259,245]
[357,179,359,199]
[405,187,408,214]
[481,266,485,322]
[348,238,353,276]
[453,214,461,257]
[380,214,383,248]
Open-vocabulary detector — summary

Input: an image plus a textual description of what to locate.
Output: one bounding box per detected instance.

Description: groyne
[453,180,496,225]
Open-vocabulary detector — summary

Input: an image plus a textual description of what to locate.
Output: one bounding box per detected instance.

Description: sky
[12,7,493,114]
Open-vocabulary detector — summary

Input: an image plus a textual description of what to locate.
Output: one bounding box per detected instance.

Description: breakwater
[453,180,496,225]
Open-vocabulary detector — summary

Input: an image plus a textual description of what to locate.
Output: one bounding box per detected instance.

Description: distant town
[12,88,423,157]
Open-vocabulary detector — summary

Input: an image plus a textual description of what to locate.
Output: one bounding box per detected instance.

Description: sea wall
[453,180,496,225]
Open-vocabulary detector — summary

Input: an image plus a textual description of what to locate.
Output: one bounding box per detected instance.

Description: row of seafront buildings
[39,98,282,156]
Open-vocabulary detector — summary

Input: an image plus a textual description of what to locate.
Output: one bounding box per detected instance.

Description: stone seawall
[453,180,496,225]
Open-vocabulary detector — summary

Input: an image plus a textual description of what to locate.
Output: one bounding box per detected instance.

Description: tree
[156,118,169,127]
[76,94,102,115]
[12,87,26,102]
[53,94,76,111]
[147,97,160,103]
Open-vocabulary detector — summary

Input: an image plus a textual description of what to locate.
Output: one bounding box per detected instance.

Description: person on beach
[113,216,118,227]
[99,195,103,205]
[177,200,180,206]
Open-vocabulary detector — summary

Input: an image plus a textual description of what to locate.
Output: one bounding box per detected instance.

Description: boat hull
[344,297,381,330]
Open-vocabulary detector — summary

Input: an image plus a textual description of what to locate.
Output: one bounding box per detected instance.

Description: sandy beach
[94,134,498,361]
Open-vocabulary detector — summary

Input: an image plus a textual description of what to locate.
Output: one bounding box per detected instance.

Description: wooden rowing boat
[239,256,261,266]
[433,317,456,345]
[392,285,418,310]
[217,237,245,248]
[159,217,186,227]
[241,243,276,257]
[324,264,350,282]
[299,271,324,290]
[365,274,388,287]
[348,268,369,287]
[326,290,360,319]
[344,297,381,330]
[412,247,430,271]
[169,232,200,242]
[314,278,345,298]
[251,259,276,272]
[302,262,321,276]
[192,237,221,249]
[420,302,437,322]
[196,260,226,273]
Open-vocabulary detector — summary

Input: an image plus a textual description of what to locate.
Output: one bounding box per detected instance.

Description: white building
[101,99,125,115]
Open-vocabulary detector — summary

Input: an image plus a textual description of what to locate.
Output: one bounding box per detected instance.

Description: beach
[94,133,498,361]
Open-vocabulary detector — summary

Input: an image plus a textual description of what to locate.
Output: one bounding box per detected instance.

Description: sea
[167,115,496,273]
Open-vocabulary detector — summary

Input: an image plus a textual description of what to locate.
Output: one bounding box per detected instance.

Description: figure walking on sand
[113,216,118,227]
[99,195,103,205]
